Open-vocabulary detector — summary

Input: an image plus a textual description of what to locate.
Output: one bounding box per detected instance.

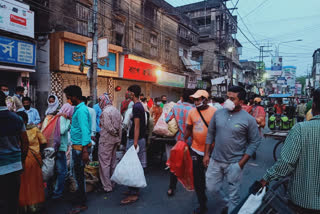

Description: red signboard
[10,14,27,26]
[123,58,158,82]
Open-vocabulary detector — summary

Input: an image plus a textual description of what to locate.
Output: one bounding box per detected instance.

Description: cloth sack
[153,102,175,137]
[168,118,178,136]
[166,141,194,191]
[238,187,266,214]
[42,148,56,182]
[111,146,147,188]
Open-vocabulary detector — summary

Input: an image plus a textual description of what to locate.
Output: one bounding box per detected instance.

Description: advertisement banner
[0,36,35,66]
[0,0,34,38]
[271,56,282,71]
[295,84,302,95]
[282,66,296,89]
[123,58,157,82]
[157,71,186,88]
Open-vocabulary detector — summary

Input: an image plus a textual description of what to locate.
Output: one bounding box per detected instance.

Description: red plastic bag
[166,141,194,191]
[251,106,266,128]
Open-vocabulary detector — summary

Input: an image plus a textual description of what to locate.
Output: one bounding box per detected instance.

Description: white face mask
[196,100,204,108]
[224,99,235,111]
[156,102,161,106]
[3,91,9,97]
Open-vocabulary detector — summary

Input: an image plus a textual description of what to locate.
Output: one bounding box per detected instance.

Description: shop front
[0,36,36,96]
[50,32,122,104]
[114,54,159,108]
[154,71,186,102]
[115,54,186,107]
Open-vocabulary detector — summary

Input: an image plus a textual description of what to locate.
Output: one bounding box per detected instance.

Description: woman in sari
[41,95,60,131]
[16,111,47,213]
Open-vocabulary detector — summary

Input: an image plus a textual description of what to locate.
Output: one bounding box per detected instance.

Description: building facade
[312,48,320,89]
[0,0,36,101]
[177,0,239,96]
[21,0,198,116]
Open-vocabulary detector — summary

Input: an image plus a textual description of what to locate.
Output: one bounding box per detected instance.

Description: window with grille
[150,46,158,57]
[150,33,158,46]
[76,3,91,36]
[165,39,171,51]
[134,26,143,51]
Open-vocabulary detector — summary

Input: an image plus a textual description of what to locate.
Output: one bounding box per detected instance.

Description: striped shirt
[263,115,320,210]
[165,102,193,144]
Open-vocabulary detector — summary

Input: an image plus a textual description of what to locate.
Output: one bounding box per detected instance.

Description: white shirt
[87,107,97,136]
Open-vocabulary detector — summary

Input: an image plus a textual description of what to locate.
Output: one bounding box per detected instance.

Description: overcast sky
[166,0,320,76]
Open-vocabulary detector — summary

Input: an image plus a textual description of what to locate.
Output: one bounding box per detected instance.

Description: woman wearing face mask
[41,95,60,131]
[150,97,163,125]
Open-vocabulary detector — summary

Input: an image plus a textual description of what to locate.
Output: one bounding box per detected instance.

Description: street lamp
[227,46,234,87]
[276,39,303,56]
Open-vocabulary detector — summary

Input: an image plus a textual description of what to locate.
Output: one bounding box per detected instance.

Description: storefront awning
[0,65,35,73]
[211,76,227,85]
[181,56,201,73]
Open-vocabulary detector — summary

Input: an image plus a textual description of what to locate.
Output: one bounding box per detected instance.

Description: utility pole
[90,0,98,105]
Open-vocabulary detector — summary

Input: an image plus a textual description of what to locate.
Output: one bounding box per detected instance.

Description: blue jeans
[72,149,86,205]
[52,151,67,199]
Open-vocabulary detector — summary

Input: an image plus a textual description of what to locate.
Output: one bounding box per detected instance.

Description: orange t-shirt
[186,106,216,153]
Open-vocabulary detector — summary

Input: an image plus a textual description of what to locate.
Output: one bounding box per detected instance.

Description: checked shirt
[263,115,320,210]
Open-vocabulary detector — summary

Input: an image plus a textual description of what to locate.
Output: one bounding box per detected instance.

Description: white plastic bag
[111,146,147,188]
[238,187,266,214]
[42,148,55,182]
[153,102,175,137]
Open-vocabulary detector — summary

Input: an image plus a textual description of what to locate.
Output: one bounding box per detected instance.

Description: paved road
[46,135,280,214]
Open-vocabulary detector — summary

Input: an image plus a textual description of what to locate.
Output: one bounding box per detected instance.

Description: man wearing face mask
[203,86,261,214]
[0,84,24,112]
[160,95,167,108]
[150,97,163,125]
[185,90,216,214]
[22,97,41,125]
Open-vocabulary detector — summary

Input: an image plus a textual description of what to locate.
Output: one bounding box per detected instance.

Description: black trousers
[0,171,21,214]
[92,133,100,161]
[190,150,207,210]
[169,172,178,190]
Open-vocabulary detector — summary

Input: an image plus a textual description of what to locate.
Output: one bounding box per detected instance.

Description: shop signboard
[157,71,186,88]
[197,80,207,89]
[277,77,286,85]
[295,83,302,95]
[123,58,157,82]
[0,36,35,66]
[64,42,116,72]
[266,67,282,77]
[0,0,34,38]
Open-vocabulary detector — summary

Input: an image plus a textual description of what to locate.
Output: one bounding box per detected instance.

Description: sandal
[122,191,140,196]
[167,188,175,196]
[68,205,88,214]
[120,195,139,205]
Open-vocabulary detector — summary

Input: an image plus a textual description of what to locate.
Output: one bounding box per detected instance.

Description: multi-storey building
[177,0,240,95]
[23,0,199,115]
[0,0,36,101]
